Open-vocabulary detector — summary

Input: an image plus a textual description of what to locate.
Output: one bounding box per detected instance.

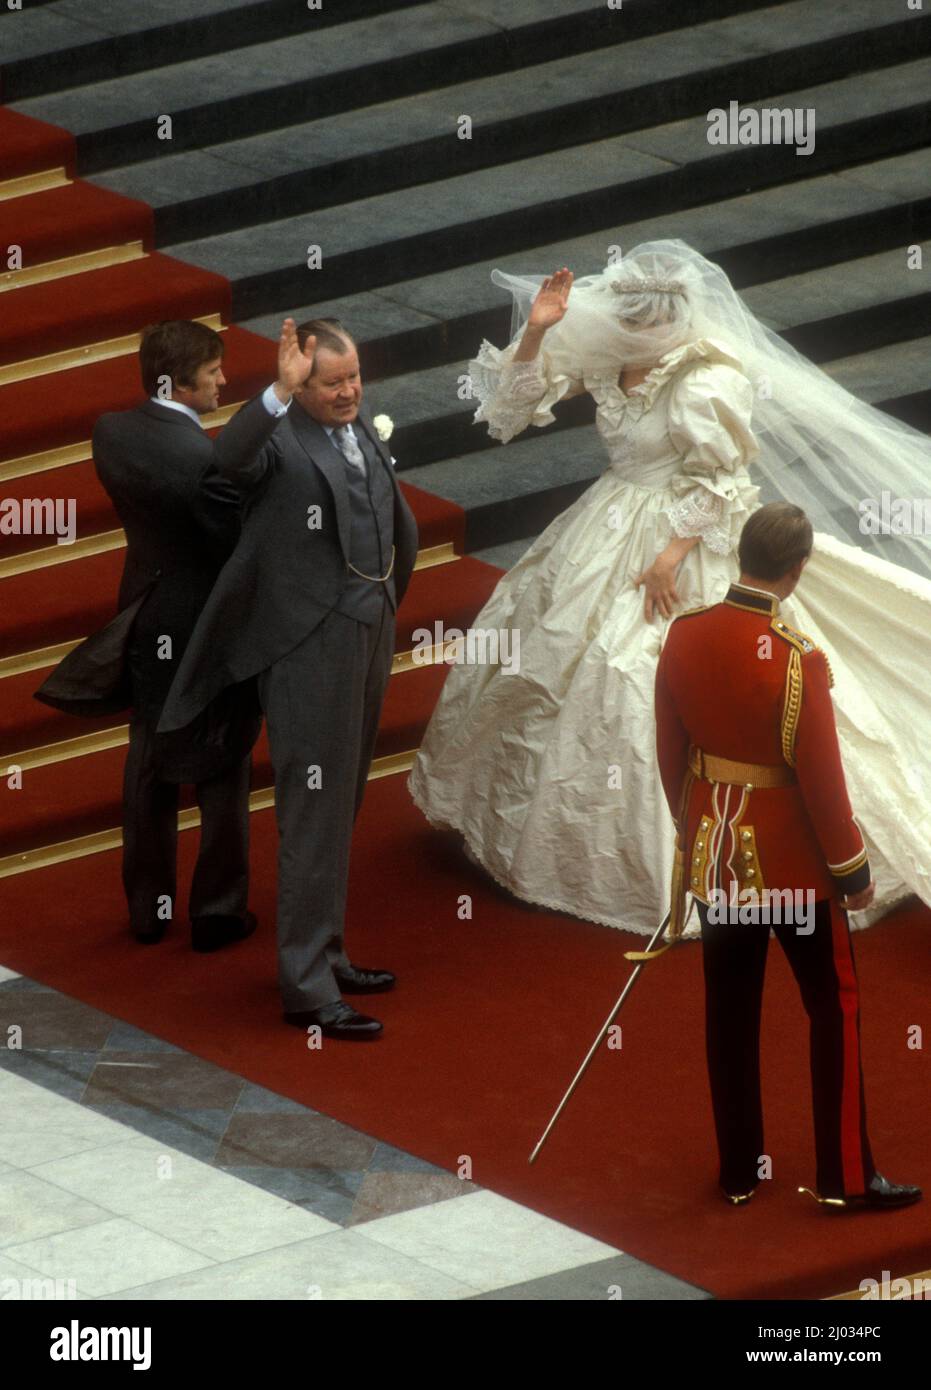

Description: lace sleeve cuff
[468,339,567,444]
[664,487,732,556]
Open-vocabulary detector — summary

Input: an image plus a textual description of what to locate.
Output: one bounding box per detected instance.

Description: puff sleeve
[664,362,761,556]
[468,337,586,444]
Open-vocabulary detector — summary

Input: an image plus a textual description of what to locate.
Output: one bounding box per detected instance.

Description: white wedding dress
[407,335,931,937]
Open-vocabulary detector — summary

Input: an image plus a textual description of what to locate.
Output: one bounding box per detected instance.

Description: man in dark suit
[159,318,419,1038]
[37,318,305,951]
[654,502,920,1212]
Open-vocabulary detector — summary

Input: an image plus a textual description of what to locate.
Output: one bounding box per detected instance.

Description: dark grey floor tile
[215,1112,376,1173]
[348,1170,475,1225]
[0,991,115,1052]
[84,1102,232,1162]
[470,1254,712,1300]
[369,1139,451,1176]
[233,1081,319,1115]
[102,1022,185,1053]
[81,1051,244,1112]
[0,1049,99,1102]
[228,1164,366,1226]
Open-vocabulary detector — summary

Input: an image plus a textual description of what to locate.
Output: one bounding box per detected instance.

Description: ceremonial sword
[528,910,672,1164]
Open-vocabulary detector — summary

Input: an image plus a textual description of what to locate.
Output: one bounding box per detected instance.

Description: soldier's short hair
[738,503,813,580]
[139,320,224,396]
[296,318,357,372]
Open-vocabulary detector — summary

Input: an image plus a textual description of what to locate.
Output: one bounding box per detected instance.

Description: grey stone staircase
[6,0,928,563]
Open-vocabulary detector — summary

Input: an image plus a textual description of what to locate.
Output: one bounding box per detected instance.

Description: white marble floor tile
[0,1168,111,1248]
[0,1248,89,1299]
[5,1216,214,1297]
[0,1073,150,1166]
[33,1139,338,1262]
[0,967,22,984]
[108,1228,481,1301]
[360,1189,620,1292]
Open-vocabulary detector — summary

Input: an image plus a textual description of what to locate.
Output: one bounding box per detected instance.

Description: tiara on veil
[609,277,686,295]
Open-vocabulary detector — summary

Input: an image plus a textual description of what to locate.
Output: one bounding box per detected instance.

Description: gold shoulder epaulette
[771,617,816,654]
[771,619,834,687]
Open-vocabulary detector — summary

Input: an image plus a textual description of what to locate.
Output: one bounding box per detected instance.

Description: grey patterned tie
[331,424,367,475]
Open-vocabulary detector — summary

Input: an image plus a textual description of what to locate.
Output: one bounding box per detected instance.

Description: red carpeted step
[2,776,929,1301]
[0,550,123,661]
[0,253,231,368]
[0,556,500,756]
[0,659,454,855]
[1,464,465,562]
[0,107,74,179]
[0,326,276,464]
[0,665,120,757]
[0,181,153,266]
[1,516,483,666]
[401,480,465,556]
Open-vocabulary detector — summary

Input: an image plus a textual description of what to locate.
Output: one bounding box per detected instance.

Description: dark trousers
[256,594,395,1011]
[698,897,875,1198]
[122,714,251,936]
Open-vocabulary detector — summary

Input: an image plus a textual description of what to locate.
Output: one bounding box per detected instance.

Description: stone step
[79,0,923,245]
[161,57,931,320]
[398,333,931,555]
[238,149,931,382]
[8,0,664,174]
[0,0,425,102]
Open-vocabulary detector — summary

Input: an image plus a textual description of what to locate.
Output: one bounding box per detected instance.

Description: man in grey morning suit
[159,319,419,1039]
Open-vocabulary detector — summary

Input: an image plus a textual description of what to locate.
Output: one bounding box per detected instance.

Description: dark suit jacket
[157,397,419,735]
[36,395,284,777]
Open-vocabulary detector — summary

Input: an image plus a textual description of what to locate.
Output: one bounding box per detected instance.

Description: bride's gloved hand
[512,269,574,362]
[635,536,699,622]
[635,556,680,622]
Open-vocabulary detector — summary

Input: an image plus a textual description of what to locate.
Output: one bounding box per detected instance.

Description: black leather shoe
[283,1001,383,1040]
[333,964,396,994]
[191,910,257,953]
[799,1172,922,1210]
[132,924,166,945]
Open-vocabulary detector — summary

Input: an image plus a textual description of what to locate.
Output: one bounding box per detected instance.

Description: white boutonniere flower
[373,414,394,441]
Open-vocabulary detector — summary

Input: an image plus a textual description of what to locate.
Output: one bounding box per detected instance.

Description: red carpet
[4,102,929,1302]
[1,774,929,1301]
[0,254,231,367]
[0,181,153,263]
[0,108,74,179]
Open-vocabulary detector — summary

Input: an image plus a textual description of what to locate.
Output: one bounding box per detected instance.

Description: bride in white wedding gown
[407,239,931,937]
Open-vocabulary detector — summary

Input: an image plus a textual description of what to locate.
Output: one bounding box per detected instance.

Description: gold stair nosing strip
[0,635,452,685]
[5,724,130,774]
[0,528,126,580]
[0,531,457,582]
[0,242,146,295]
[0,168,70,203]
[0,639,81,681]
[0,313,224,388]
[0,749,418,879]
[0,403,242,483]
[2,642,457,767]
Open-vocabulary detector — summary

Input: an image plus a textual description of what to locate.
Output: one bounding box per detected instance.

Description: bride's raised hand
[527,268,573,332]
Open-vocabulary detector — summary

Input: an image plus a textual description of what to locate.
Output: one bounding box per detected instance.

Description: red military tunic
[655,582,870,909]
[654,580,876,1203]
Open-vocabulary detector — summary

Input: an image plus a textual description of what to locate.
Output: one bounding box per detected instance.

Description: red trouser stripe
[829,899,866,1195]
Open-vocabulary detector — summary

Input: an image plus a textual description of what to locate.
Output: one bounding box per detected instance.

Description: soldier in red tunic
[654,502,921,1210]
